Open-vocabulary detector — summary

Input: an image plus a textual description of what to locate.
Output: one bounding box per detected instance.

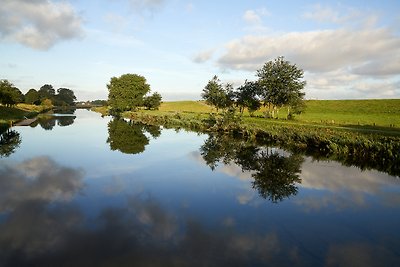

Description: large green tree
[38,84,55,101]
[201,75,233,112]
[257,56,306,119]
[0,79,24,106]
[234,80,261,116]
[24,89,40,104]
[143,92,162,110]
[107,74,150,112]
[54,88,76,106]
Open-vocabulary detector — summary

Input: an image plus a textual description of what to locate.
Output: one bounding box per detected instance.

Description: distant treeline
[76,99,108,107]
[0,79,77,107]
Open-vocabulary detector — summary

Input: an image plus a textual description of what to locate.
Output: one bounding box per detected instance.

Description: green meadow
[297,99,400,127]
[146,99,400,132]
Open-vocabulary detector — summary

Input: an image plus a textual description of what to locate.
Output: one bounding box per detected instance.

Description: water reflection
[200,134,303,203]
[107,118,160,154]
[0,157,288,266]
[0,157,84,265]
[296,158,400,211]
[0,129,21,157]
[30,115,76,130]
[0,166,397,267]
[0,157,84,210]
[0,113,399,266]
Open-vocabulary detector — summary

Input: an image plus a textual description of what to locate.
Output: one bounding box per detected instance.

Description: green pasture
[158,100,213,113]
[156,99,400,129]
[297,99,400,127]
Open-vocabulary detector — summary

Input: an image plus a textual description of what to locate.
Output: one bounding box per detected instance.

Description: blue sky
[1,0,399,101]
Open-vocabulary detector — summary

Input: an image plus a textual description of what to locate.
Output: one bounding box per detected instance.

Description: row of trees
[107,73,162,113]
[202,56,306,119]
[0,79,77,107]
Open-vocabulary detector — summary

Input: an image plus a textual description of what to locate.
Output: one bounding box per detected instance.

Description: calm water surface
[1,109,399,266]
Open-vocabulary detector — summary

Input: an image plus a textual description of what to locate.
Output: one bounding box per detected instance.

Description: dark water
[1,109,399,266]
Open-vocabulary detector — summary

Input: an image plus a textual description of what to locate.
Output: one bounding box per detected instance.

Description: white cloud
[0,0,84,50]
[242,8,270,33]
[215,10,400,99]
[217,27,400,74]
[243,8,269,25]
[243,10,262,25]
[303,4,381,29]
[193,49,215,63]
[303,4,346,24]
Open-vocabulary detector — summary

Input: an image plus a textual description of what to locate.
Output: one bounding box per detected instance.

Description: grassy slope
[158,100,213,113]
[155,99,400,130]
[297,99,400,127]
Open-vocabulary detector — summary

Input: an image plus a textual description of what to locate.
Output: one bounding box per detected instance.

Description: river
[0,109,399,266]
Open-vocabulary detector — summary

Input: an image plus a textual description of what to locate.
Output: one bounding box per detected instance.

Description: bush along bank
[124,110,400,177]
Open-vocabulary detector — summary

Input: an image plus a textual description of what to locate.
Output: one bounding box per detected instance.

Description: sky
[1,0,400,101]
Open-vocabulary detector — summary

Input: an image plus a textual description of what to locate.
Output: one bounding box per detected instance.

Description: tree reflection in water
[200,134,303,203]
[30,115,76,130]
[107,118,161,155]
[0,129,21,157]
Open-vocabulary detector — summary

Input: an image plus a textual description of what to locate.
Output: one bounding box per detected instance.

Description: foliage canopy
[257,56,306,118]
[201,75,233,111]
[107,74,150,112]
[25,89,40,105]
[143,92,162,110]
[0,80,24,106]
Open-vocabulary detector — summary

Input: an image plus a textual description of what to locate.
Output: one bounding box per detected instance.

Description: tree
[54,88,76,106]
[235,80,261,116]
[257,56,306,119]
[38,84,55,101]
[201,75,233,112]
[90,100,108,106]
[41,98,53,109]
[143,92,162,110]
[107,74,150,113]
[0,79,24,106]
[25,89,40,105]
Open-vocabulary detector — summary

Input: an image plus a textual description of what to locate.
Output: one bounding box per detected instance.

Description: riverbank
[0,104,50,133]
[122,110,399,176]
[92,99,400,176]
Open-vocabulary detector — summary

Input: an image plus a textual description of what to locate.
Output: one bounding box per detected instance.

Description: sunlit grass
[91,106,109,116]
[296,99,400,127]
[158,100,213,113]
[159,99,400,129]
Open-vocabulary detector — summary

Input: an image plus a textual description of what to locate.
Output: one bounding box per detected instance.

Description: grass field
[158,100,213,113]
[153,99,400,130]
[297,99,400,127]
